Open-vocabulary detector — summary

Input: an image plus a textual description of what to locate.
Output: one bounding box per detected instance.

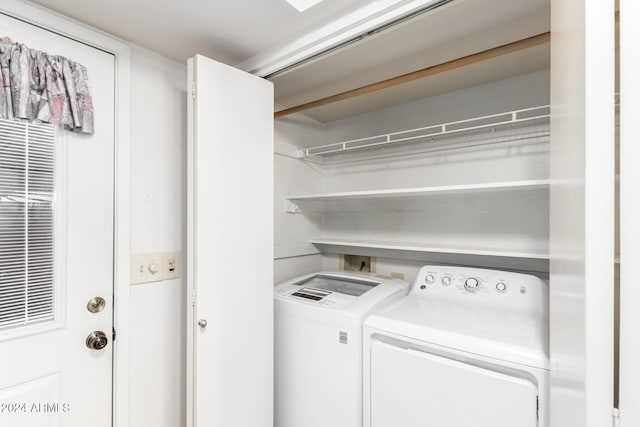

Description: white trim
[549,0,615,425]
[619,1,640,425]
[186,57,196,427]
[113,48,132,427]
[55,128,69,343]
[237,0,450,76]
[0,2,132,426]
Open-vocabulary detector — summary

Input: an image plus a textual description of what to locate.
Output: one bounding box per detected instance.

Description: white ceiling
[25,0,550,124]
[26,0,374,65]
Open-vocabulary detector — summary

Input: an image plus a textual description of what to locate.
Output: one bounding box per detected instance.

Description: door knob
[198,319,207,328]
[86,331,109,350]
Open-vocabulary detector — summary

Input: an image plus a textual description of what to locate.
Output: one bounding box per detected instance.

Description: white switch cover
[163,252,181,280]
[131,252,164,285]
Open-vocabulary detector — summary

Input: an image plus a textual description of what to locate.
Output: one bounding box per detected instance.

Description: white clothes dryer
[275,272,409,427]
[363,265,549,427]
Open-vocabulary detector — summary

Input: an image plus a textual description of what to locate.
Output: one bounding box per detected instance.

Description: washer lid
[275,271,410,318]
[296,274,379,297]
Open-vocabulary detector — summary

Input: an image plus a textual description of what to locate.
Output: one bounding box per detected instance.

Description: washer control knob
[442,276,451,286]
[496,282,507,292]
[425,274,435,284]
[464,277,480,292]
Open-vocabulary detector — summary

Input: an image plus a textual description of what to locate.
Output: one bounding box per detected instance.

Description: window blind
[0,119,55,330]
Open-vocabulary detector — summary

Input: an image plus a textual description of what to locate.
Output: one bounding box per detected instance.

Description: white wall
[322,71,550,191]
[129,46,187,427]
[324,70,550,143]
[274,114,325,283]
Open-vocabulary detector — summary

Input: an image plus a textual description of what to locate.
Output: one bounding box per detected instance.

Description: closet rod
[274,32,551,119]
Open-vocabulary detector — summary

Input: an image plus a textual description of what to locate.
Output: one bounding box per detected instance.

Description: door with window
[0,11,115,427]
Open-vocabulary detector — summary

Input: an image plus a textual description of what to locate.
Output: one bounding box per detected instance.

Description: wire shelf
[298,105,550,161]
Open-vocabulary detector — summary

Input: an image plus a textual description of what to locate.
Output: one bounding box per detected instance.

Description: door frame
[0,1,132,426]
[619,1,640,425]
[549,0,615,426]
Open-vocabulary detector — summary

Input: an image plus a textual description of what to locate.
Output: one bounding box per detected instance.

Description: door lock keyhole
[87,297,106,313]
[86,331,108,350]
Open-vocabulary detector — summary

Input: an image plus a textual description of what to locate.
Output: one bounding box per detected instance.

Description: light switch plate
[130,252,164,285]
[163,252,181,280]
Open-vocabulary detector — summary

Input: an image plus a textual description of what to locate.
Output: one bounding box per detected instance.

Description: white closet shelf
[285,179,549,212]
[311,239,550,260]
[298,105,550,160]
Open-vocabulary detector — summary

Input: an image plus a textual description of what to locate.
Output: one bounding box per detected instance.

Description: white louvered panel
[0,119,55,330]
[0,119,26,328]
[26,123,55,325]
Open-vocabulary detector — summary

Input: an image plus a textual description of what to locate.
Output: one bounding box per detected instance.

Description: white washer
[275,272,410,427]
[363,265,549,427]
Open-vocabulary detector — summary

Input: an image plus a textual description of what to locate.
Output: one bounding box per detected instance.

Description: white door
[187,55,273,427]
[0,12,115,427]
[370,340,538,427]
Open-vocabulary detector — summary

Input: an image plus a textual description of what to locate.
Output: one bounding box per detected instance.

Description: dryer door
[370,340,538,427]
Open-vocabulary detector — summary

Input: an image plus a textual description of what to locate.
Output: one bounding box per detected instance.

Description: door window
[0,119,55,330]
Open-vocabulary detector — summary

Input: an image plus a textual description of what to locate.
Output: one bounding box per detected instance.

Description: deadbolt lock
[87,297,106,313]
[86,331,108,350]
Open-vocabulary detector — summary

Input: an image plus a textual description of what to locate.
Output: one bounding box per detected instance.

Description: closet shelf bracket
[284,199,301,214]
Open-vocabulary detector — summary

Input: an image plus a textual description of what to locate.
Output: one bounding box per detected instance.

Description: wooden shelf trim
[274,32,551,119]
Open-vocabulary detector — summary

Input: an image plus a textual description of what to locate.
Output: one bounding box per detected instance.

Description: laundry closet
[187,0,622,426]
[266,0,614,426]
[269,2,554,426]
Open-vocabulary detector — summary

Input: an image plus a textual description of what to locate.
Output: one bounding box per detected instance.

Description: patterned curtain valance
[0,37,94,134]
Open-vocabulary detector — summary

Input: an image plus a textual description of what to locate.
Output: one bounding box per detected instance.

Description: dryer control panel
[412,265,548,314]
